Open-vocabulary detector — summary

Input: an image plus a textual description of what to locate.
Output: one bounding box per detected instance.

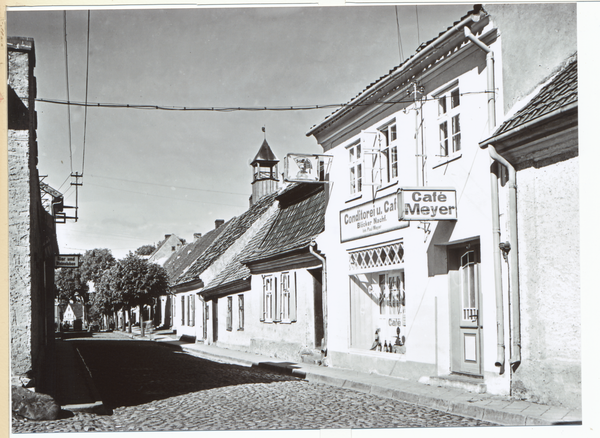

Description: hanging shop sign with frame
[284,153,333,183]
[398,188,457,221]
[55,254,81,268]
[340,193,409,243]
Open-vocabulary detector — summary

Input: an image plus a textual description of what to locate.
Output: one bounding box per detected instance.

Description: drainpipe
[309,241,328,360]
[485,145,521,370]
[463,25,505,373]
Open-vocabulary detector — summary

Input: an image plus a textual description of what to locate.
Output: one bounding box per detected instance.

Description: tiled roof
[244,184,325,264]
[307,6,485,136]
[492,57,577,138]
[164,226,227,286]
[202,213,278,294]
[175,192,278,286]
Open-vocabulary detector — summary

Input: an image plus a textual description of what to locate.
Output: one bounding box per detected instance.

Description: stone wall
[9,37,58,393]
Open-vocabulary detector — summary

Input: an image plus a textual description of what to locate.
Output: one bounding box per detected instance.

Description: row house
[306,3,579,410]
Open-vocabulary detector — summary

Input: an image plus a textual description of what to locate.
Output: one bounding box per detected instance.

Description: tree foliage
[80,248,117,284]
[55,267,88,303]
[90,252,169,318]
[135,244,156,256]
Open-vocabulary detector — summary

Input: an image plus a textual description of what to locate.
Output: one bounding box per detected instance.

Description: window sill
[346,194,363,204]
[237,328,244,331]
[433,153,462,169]
[378,180,398,192]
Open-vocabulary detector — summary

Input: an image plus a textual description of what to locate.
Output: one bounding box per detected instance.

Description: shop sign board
[398,188,457,221]
[340,193,408,242]
[284,153,333,183]
[55,254,80,268]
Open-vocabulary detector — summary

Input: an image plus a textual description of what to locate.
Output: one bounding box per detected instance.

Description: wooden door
[449,245,482,375]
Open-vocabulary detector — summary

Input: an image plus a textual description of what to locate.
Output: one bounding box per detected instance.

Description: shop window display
[349,270,406,354]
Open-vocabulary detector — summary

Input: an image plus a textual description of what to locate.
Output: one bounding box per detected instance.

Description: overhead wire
[81,10,91,176]
[35,91,493,112]
[395,6,404,63]
[63,11,73,174]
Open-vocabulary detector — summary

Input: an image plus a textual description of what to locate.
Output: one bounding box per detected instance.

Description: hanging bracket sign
[55,254,81,268]
[284,154,333,183]
[398,188,457,221]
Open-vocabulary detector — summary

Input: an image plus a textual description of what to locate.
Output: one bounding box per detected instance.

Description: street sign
[398,188,457,221]
[284,153,333,183]
[55,254,81,268]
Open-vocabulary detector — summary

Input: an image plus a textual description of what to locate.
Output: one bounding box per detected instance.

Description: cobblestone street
[13,332,499,433]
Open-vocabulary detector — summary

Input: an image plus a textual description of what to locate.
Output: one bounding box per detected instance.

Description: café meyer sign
[398,188,457,221]
[340,193,407,242]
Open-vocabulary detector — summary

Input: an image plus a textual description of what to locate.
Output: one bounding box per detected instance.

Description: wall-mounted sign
[340,193,409,242]
[284,154,333,183]
[398,188,457,221]
[55,254,80,268]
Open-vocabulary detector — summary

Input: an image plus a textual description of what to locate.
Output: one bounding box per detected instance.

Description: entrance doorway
[448,242,482,375]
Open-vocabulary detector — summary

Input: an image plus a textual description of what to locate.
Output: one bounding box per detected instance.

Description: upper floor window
[348,142,362,195]
[378,122,399,182]
[438,87,461,157]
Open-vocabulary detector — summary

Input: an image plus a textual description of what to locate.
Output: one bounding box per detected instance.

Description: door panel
[449,244,482,375]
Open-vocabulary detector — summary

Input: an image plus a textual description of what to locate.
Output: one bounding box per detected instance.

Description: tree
[108,252,168,334]
[55,267,88,303]
[89,265,122,330]
[135,244,156,256]
[80,248,117,285]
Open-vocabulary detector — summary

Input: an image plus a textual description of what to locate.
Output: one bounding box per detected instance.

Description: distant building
[9,36,59,393]
[147,234,185,266]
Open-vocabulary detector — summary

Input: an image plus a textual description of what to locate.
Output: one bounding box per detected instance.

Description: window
[226,296,233,331]
[379,122,399,182]
[461,251,478,322]
[279,272,297,322]
[348,143,362,195]
[190,295,195,327]
[181,295,185,325]
[438,87,461,157]
[238,295,244,330]
[261,275,275,322]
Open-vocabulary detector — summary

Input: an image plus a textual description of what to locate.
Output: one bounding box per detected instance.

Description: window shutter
[290,272,297,322]
[181,296,185,325]
[191,295,196,327]
[260,278,265,321]
[274,277,281,322]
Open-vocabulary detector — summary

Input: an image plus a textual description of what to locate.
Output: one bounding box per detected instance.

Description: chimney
[164,234,172,240]
[215,219,225,229]
[193,233,202,241]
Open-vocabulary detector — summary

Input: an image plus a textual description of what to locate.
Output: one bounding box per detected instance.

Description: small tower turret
[250,129,279,205]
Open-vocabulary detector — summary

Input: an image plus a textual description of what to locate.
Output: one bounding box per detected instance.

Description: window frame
[347,142,363,196]
[261,275,275,323]
[279,272,297,323]
[226,296,233,331]
[378,121,399,184]
[436,84,461,159]
[238,294,244,330]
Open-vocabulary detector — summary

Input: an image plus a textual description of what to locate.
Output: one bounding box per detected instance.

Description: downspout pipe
[484,145,522,370]
[464,25,505,372]
[309,241,328,360]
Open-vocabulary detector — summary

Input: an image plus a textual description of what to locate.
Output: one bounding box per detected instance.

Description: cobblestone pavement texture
[12,332,499,433]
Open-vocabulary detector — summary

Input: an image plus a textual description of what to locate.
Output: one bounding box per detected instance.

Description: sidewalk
[82,328,583,426]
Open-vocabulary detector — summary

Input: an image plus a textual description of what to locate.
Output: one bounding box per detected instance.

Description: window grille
[349,241,404,271]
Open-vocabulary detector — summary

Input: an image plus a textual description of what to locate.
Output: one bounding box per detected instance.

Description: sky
[5,4,512,259]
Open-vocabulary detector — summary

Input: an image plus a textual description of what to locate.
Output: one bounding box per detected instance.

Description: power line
[415,5,421,45]
[88,174,248,196]
[35,91,493,112]
[63,11,73,174]
[81,10,91,176]
[395,6,404,63]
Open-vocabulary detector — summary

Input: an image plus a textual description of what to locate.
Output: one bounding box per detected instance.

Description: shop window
[349,241,404,271]
[226,296,233,331]
[350,270,406,354]
[279,272,297,323]
[238,295,244,330]
[438,87,461,157]
[348,142,362,195]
